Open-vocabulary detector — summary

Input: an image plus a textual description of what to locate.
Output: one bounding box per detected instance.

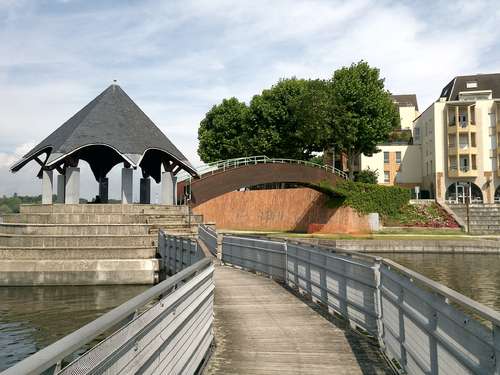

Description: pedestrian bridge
[4,225,500,375]
[176,156,347,206]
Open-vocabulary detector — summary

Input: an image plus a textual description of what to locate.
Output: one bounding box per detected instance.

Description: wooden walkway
[205,265,392,374]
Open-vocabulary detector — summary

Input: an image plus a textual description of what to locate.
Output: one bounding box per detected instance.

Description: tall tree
[197,97,249,163]
[329,61,400,178]
[245,78,329,159]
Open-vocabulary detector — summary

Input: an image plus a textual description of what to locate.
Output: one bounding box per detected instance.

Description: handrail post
[494,324,500,374]
[373,258,385,350]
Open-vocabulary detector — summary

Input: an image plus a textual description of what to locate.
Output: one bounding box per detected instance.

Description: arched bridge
[177,156,347,206]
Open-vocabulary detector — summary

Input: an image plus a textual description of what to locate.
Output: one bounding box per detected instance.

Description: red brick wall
[193,188,371,234]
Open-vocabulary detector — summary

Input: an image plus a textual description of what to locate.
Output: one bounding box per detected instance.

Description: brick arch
[177,163,343,207]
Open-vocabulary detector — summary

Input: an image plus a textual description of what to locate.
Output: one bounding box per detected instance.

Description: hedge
[316,180,411,217]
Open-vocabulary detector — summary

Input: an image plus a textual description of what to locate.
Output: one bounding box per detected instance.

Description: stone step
[0,234,156,247]
[0,223,197,236]
[0,223,152,236]
[0,213,200,225]
[0,246,156,260]
[0,259,159,285]
[20,204,189,215]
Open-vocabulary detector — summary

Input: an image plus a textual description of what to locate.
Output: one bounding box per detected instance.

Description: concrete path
[205,265,392,374]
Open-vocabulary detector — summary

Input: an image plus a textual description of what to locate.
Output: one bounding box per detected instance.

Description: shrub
[317,180,411,217]
[354,168,378,184]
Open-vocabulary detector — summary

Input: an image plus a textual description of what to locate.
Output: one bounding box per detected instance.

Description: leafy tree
[355,168,378,184]
[197,78,331,162]
[245,78,329,159]
[197,97,249,163]
[329,61,400,178]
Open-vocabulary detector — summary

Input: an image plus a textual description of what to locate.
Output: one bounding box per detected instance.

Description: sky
[0,0,499,199]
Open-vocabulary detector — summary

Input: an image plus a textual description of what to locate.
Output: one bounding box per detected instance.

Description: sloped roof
[391,94,418,111]
[11,84,197,181]
[440,73,500,101]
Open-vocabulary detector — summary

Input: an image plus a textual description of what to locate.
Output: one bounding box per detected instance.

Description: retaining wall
[193,188,372,234]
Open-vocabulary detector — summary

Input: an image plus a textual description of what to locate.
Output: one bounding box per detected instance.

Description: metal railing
[198,224,217,256]
[176,155,349,182]
[1,257,214,375]
[3,233,214,375]
[219,232,500,375]
[158,230,205,275]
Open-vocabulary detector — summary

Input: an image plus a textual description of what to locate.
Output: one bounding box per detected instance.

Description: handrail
[382,258,500,326]
[176,155,348,182]
[2,258,212,375]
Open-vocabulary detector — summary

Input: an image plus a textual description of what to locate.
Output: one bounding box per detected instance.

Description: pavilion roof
[11,84,197,182]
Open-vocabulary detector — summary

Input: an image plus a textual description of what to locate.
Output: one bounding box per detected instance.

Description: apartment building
[357,94,422,188]
[414,73,500,203]
[358,73,500,203]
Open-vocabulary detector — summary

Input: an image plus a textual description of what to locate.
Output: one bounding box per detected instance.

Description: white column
[161,172,177,205]
[42,170,53,204]
[121,167,133,204]
[140,177,151,204]
[64,167,80,204]
[56,174,65,203]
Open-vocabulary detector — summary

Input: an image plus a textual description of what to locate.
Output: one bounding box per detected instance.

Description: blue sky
[0,0,499,198]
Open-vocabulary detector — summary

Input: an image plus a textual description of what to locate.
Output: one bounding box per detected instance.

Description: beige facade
[415,97,499,203]
[358,74,500,202]
[360,145,422,187]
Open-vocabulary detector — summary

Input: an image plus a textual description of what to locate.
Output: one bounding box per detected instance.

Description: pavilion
[10,83,198,204]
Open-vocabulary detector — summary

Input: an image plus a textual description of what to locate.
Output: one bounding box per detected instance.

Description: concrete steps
[449,204,500,234]
[0,213,203,224]
[19,204,190,215]
[0,246,156,260]
[0,203,203,285]
[0,259,159,285]
[0,234,157,247]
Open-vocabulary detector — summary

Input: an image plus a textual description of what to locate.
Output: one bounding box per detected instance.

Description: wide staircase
[450,203,500,234]
[0,204,202,286]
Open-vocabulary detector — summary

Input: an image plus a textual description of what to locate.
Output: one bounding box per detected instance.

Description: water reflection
[377,253,500,312]
[0,285,148,372]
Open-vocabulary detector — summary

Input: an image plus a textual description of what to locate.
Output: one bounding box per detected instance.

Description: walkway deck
[205,265,392,374]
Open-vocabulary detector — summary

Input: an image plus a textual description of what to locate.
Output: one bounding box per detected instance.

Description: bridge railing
[3,234,214,375]
[219,232,500,375]
[158,229,205,275]
[176,155,349,182]
[198,224,218,257]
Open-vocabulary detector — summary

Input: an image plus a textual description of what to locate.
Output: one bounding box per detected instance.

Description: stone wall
[193,188,372,234]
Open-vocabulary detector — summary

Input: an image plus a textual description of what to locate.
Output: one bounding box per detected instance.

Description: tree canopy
[197,61,399,171]
[328,61,400,177]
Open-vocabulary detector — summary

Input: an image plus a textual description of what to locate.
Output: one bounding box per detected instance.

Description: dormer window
[466,81,478,89]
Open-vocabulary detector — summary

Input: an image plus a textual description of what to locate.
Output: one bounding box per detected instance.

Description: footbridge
[4,225,500,375]
[176,156,348,206]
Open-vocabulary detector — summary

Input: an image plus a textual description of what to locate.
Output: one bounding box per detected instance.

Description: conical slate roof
[11,84,197,182]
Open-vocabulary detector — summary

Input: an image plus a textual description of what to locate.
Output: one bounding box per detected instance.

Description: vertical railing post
[284,241,288,284]
[217,233,223,262]
[493,324,500,374]
[373,258,385,350]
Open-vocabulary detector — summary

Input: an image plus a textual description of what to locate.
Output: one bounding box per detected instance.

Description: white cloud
[0,0,499,196]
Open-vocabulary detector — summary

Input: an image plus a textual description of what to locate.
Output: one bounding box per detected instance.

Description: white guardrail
[216,233,500,375]
[177,155,349,182]
[2,231,214,375]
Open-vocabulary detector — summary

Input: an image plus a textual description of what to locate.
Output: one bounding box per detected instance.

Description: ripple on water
[0,284,148,372]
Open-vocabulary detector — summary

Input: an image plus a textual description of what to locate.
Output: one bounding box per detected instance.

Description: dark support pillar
[99,177,109,203]
[140,177,151,204]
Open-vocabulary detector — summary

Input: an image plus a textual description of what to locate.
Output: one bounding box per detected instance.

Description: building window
[396,151,401,164]
[384,171,390,183]
[384,152,389,164]
[466,81,478,89]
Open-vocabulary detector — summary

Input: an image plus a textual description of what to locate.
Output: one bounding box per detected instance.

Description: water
[0,285,148,372]
[377,253,500,313]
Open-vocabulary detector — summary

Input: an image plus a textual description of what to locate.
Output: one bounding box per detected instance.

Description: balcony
[448,167,477,178]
